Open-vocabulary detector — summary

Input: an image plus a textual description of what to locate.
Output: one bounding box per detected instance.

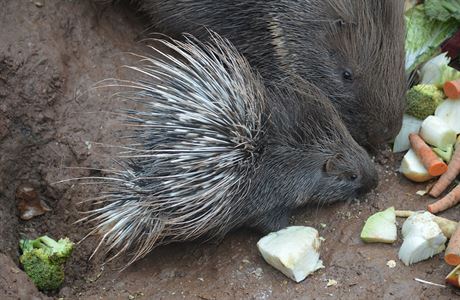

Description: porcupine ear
[323,153,343,175]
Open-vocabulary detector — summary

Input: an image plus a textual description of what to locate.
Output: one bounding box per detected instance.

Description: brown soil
[0,1,459,299]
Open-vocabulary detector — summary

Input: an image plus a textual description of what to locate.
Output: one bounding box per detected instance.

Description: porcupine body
[86,33,377,264]
[128,0,406,149]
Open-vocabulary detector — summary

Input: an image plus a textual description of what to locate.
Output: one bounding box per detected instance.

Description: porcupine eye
[349,173,358,181]
[342,69,353,82]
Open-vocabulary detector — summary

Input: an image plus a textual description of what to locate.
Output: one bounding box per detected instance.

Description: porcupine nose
[357,163,378,196]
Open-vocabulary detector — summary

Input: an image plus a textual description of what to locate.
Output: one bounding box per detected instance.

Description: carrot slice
[444,79,460,100]
[446,264,460,288]
[428,184,460,214]
[445,223,460,266]
[409,133,448,177]
[430,142,460,197]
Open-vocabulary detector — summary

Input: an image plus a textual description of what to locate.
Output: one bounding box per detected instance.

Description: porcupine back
[130,0,406,148]
[85,33,377,265]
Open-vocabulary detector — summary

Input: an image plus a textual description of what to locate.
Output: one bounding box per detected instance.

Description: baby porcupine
[128,0,407,149]
[84,33,377,264]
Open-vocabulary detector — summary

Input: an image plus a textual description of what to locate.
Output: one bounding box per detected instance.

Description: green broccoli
[19,236,74,291]
[406,84,445,120]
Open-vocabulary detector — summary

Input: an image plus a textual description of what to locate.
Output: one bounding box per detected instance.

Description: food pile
[395,1,460,240]
[256,1,460,286]
[369,0,460,288]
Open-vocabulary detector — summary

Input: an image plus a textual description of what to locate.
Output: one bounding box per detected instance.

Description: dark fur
[244,86,379,232]
[85,34,377,263]
[130,0,406,148]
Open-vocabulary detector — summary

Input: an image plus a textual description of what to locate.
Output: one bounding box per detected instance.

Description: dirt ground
[1,1,459,299]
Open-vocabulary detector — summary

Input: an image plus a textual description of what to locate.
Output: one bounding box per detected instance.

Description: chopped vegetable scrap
[405,84,444,120]
[398,212,447,266]
[431,139,460,197]
[257,226,323,283]
[19,236,74,291]
[405,5,459,72]
[409,133,447,176]
[360,207,397,244]
[444,223,460,266]
[443,78,460,99]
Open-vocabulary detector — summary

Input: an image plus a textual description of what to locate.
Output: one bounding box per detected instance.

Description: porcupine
[125,0,407,149]
[84,33,377,264]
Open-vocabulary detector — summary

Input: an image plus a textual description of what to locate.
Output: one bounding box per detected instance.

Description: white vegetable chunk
[419,115,456,151]
[400,149,433,182]
[420,53,451,85]
[257,226,324,282]
[360,207,397,243]
[398,212,447,266]
[393,114,423,153]
[435,99,460,134]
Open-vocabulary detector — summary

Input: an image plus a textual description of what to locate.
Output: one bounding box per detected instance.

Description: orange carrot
[430,142,460,197]
[446,265,460,288]
[409,133,448,177]
[445,223,460,266]
[428,183,460,214]
[444,79,460,100]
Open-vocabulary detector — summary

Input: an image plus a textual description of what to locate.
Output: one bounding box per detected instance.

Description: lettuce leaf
[425,0,460,22]
[405,5,459,72]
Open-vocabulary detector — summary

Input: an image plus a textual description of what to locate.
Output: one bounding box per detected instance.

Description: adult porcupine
[85,33,377,264]
[126,0,406,149]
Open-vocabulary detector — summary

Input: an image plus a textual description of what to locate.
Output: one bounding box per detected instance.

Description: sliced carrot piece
[409,133,448,177]
[445,223,460,266]
[444,79,460,100]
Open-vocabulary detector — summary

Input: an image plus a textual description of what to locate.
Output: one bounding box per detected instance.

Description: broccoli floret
[31,236,74,262]
[406,84,444,120]
[19,236,74,291]
[19,248,65,291]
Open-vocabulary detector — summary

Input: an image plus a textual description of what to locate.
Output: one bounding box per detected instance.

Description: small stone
[0,117,9,140]
[326,279,338,287]
[253,267,263,278]
[34,1,44,7]
[416,190,427,196]
[58,286,72,298]
[85,141,92,150]
[386,260,397,268]
[16,183,51,220]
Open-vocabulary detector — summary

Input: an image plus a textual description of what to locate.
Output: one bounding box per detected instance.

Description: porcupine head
[84,33,377,265]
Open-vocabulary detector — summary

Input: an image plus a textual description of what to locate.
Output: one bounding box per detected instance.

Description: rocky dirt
[0,1,459,299]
